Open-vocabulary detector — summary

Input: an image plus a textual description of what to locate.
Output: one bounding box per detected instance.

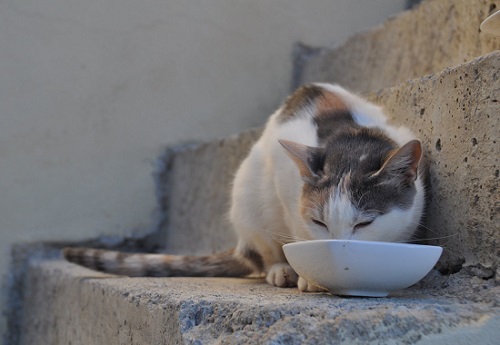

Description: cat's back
[265,83,415,147]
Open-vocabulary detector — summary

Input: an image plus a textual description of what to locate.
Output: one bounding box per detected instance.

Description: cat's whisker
[270,236,287,245]
[432,244,463,258]
[404,219,457,239]
[279,236,309,243]
[402,234,459,243]
[394,235,463,259]
[415,224,443,236]
[439,246,463,259]
[271,232,308,244]
[272,232,298,239]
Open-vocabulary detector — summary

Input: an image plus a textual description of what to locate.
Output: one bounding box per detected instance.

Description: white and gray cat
[64,83,426,291]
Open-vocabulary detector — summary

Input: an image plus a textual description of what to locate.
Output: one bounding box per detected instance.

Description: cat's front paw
[266,263,298,287]
[297,276,326,292]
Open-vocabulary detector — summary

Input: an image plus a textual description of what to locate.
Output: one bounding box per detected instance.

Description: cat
[64,83,426,292]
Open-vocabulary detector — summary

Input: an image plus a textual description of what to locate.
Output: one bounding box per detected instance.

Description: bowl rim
[282,239,442,250]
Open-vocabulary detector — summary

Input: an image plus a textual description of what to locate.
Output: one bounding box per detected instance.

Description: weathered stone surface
[296,0,500,93]
[368,51,500,274]
[19,260,500,345]
[158,128,262,255]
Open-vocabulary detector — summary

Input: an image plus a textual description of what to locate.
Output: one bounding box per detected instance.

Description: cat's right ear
[278,139,324,182]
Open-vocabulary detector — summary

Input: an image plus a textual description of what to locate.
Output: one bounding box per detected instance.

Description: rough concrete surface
[368,51,500,274]
[19,260,500,345]
[158,128,262,255]
[296,0,500,93]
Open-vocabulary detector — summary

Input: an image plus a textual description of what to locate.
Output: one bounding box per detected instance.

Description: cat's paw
[266,263,298,287]
[297,276,326,292]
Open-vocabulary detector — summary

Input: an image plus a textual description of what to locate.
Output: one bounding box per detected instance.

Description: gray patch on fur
[313,109,356,143]
[305,123,418,215]
[92,250,105,272]
[143,260,164,277]
[241,247,264,272]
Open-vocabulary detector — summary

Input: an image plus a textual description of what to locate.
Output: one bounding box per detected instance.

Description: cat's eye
[354,220,374,230]
[311,218,328,229]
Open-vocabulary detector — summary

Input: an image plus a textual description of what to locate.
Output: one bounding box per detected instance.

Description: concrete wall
[297,0,500,93]
[0,0,407,339]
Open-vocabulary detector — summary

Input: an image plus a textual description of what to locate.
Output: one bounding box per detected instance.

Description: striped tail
[63,247,254,277]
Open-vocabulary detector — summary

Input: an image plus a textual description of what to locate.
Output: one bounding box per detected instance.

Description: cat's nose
[332,228,354,240]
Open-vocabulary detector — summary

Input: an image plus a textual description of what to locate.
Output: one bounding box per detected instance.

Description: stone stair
[16,260,500,344]
[294,0,500,93]
[7,0,500,344]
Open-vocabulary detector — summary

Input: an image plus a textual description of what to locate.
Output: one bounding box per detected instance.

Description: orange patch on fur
[316,91,349,115]
[300,186,331,221]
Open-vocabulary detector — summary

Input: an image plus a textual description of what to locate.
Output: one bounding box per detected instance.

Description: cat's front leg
[297,276,327,292]
[265,263,298,287]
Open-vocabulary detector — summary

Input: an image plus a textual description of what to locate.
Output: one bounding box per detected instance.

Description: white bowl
[283,240,442,297]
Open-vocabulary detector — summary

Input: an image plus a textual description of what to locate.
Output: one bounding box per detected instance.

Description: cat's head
[279,137,424,243]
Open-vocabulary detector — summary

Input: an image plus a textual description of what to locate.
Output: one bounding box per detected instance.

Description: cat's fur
[64,83,426,291]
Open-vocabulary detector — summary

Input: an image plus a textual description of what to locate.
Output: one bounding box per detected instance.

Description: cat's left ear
[278,139,324,181]
[374,140,422,185]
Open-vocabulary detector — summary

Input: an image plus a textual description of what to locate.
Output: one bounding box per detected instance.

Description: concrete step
[294,0,500,93]
[159,51,500,275]
[17,259,500,344]
[156,128,262,256]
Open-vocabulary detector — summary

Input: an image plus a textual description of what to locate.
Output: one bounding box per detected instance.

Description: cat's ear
[374,140,422,185]
[278,139,324,181]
